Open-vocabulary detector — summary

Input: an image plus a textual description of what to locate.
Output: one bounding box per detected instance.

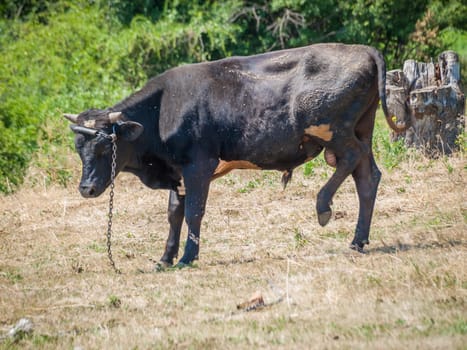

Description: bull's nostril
[80,184,97,197]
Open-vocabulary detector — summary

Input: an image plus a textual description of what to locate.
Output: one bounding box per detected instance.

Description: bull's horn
[63,113,79,123]
[108,112,123,123]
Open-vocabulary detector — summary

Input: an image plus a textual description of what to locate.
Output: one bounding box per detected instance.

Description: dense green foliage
[0,0,465,193]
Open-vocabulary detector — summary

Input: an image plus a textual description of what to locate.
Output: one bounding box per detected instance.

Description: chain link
[106,139,121,274]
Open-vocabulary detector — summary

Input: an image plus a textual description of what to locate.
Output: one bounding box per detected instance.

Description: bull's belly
[219,136,323,172]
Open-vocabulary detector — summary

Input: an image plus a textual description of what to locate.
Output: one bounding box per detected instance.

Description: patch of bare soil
[0,154,465,349]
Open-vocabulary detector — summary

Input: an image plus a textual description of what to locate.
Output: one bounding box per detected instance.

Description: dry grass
[0,152,466,349]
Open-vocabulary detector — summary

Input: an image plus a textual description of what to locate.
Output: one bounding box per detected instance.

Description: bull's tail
[368,47,408,133]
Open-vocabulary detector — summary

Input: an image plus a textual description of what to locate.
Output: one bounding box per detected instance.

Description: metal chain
[106,139,121,274]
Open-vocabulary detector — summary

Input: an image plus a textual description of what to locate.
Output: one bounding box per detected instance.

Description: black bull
[64,44,407,267]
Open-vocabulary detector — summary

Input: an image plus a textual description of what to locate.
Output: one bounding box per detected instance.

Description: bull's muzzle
[79,183,99,198]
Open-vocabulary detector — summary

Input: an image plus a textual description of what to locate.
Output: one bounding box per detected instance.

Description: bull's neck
[112,76,163,128]
[112,81,172,172]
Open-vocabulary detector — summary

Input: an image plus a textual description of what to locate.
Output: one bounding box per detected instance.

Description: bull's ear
[119,121,144,141]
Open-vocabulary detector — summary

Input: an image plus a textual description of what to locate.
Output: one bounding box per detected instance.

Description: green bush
[0,3,122,192]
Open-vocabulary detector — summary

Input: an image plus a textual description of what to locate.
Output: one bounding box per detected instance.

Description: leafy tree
[229,0,342,55]
[424,0,467,68]
[0,0,50,20]
[104,0,166,24]
[229,0,435,67]
[337,0,429,65]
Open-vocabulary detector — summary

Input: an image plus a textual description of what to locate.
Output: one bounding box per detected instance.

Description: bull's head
[64,109,144,198]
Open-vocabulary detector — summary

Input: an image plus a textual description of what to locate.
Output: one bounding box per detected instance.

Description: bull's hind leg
[159,190,185,266]
[351,152,381,251]
[316,143,363,226]
[350,97,381,251]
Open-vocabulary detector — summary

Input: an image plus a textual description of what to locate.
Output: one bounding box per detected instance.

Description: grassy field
[0,139,466,348]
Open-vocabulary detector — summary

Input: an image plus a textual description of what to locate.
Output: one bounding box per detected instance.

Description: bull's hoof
[154,260,172,272]
[174,261,197,269]
[317,210,332,227]
[349,240,369,254]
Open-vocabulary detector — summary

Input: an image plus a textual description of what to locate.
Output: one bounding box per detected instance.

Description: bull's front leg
[177,155,219,267]
[159,190,185,267]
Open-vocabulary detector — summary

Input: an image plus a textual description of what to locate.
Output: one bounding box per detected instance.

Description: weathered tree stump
[386,51,465,156]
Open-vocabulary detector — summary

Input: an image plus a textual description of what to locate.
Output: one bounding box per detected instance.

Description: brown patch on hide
[84,120,97,128]
[212,160,261,180]
[304,124,333,141]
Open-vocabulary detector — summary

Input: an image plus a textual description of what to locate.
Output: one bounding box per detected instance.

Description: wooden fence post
[386,51,465,156]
